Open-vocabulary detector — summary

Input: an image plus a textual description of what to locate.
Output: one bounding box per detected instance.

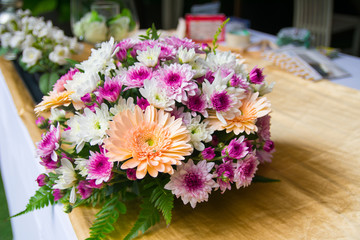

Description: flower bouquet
[15,25,275,240]
[0,9,83,95]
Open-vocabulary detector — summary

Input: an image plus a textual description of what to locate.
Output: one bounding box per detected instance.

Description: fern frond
[150,180,174,225]
[124,198,160,240]
[86,196,126,240]
[11,185,54,218]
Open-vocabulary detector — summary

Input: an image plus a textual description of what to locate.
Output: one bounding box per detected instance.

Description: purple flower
[164,160,218,208]
[126,169,137,180]
[234,155,259,188]
[201,147,216,160]
[263,140,275,152]
[215,161,235,193]
[186,93,208,117]
[224,136,249,159]
[211,90,231,112]
[87,179,103,189]
[256,115,271,141]
[122,65,152,89]
[205,70,215,84]
[53,189,63,201]
[36,174,48,187]
[156,63,196,102]
[87,151,113,185]
[256,150,273,163]
[116,48,127,61]
[81,93,94,105]
[136,97,150,111]
[211,135,219,146]
[249,66,265,84]
[39,155,58,170]
[158,42,176,61]
[115,38,138,61]
[164,36,203,53]
[36,124,60,161]
[77,180,93,199]
[97,78,122,102]
[35,116,49,129]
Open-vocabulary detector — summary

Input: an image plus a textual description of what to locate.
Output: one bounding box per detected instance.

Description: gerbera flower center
[184,172,204,192]
[211,91,231,112]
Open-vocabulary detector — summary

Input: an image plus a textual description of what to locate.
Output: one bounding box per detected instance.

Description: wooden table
[1,49,360,239]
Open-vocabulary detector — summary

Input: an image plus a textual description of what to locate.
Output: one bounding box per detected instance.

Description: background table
[1,48,360,239]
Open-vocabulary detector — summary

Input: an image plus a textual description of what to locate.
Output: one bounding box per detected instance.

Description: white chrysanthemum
[206,51,237,71]
[80,103,111,146]
[63,115,84,152]
[74,158,89,177]
[139,79,175,111]
[49,108,66,122]
[22,47,42,67]
[76,37,118,74]
[110,96,135,116]
[49,45,70,65]
[185,114,213,151]
[64,71,100,108]
[202,70,245,124]
[178,46,196,63]
[53,158,77,203]
[54,159,77,189]
[189,58,207,78]
[137,46,160,67]
[251,81,275,96]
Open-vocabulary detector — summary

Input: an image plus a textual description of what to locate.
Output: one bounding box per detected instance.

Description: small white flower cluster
[0,9,83,68]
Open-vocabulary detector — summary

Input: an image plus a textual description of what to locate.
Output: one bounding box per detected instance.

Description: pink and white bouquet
[18,28,275,239]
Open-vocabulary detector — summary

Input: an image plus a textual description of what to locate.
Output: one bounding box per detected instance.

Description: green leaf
[0,48,9,56]
[150,179,174,225]
[10,185,54,218]
[90,10,103,22]
[23,0,57,16]
[253,175,280,183]
[39,73,50,94]
[86,195,126,240]
[124,198,160,240]
[39,72,59,94]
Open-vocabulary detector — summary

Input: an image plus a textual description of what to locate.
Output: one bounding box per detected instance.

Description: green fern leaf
[11,185,54,218]
[86,196,126,240]
[124,198,160,240]
[150,180,174,225]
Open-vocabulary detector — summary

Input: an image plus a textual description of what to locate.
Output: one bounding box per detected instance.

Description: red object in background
[185,14,227,43]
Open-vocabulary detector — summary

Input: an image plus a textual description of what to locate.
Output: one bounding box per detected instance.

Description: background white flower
[21,47,42,67]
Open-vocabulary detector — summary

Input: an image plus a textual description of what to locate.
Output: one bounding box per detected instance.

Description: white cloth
[0,70,77,240]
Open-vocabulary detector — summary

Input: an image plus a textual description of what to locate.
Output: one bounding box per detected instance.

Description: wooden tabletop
[1,48,360,239]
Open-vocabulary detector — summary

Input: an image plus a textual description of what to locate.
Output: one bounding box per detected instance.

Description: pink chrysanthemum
[186,93,208,117]
[164,36,203,53]
[249,66,265,84]
[115,39,138,61]
[133,39,158,52]
[215,161,235,193]
[87,151,113,185]
[221,68,248,89]
[263,140,275,152]
[256,115,271,141]
[201,147,216,160]
[234,155,259,188]
[40,155,58,170]
[122,65,153,89]
[97,77,122,102]
[157,42,176,61]
[222,136,249,159]
[256,149,274,163]
[35,116,49,129]
[36,124,60,161]
[164,159,218,208]
[77,180,93,199]
[53,68,79,93]
[156,63,196,102]
[87,179,103,189]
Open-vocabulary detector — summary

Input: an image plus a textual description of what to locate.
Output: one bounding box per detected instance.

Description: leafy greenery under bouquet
[0,9,83,94]
[15,26,275,239]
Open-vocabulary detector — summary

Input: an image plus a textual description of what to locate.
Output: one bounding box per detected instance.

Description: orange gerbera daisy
[104,105,192,179]
[34,90,74,115]
[207,92,271,135]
